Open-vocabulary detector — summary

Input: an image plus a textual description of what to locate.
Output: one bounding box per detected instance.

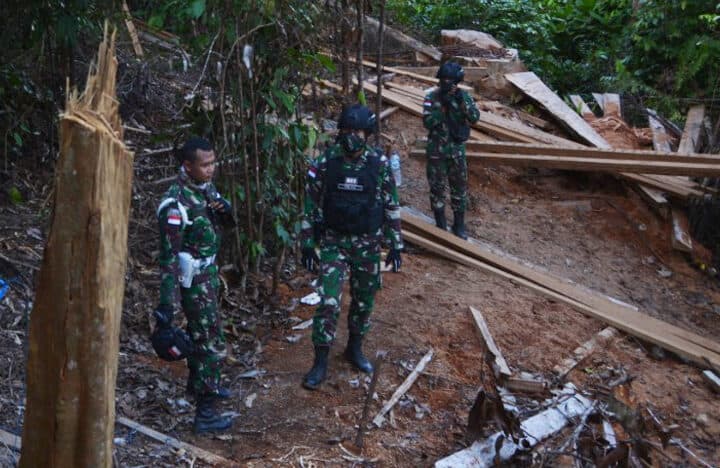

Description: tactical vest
[157,183,219,258]
[323,154,383,235]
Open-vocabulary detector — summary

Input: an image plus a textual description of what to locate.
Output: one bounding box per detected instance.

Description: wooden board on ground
[505,72,611,149]
[602,93,622,117]
[592,93,606,114]
[678,105,706,154]
[469,306,512,380]
[401,214,720,366]
[633,185,670,220]
[373,349,434,427]
[435,391,593,467]
[648,109,674,152]
[569,95,595,120]
[623,173,703,199]
[117,417,233,466]
[703,370,720,393]
[553,327,618,379]
[465,141,720,165]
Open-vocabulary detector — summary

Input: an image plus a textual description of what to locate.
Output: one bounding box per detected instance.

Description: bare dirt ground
[1,67,720,467]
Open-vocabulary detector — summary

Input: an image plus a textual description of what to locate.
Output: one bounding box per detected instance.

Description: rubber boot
[193,395,233,434]
[452,210,468,240]
[433,208,447,230]
[303,345,329,390]
[344,334,374,373]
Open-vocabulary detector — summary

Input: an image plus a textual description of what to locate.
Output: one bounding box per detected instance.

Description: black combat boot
[303,345,330,390]
[344,334,374,373]
[452,210,468,240]
[433,208,447,230]
[193,395,233,434]
[187,371,232,399]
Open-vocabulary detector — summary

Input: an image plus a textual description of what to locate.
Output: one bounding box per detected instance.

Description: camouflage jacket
[422,88,480,154]
[157,168,232,308]
[301,144,403,251]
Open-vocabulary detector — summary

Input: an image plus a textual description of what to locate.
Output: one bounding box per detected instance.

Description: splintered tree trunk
[20,26,133,468]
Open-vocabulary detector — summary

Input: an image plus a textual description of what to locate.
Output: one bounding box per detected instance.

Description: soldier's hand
[385,248,402,273]
[302,247,320,272]
[153,304,175,329]
[209,199,230,214]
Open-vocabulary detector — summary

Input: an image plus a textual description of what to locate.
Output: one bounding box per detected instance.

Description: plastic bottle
[389,150,402,187]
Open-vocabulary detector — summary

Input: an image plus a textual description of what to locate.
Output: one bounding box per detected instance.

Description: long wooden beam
[401,213,720,363]
[678,105,706,154]
[465,141,720,164]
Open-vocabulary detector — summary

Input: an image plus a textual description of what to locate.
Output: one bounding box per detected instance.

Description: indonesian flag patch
[308,166,317,179]
[167,208,182,226]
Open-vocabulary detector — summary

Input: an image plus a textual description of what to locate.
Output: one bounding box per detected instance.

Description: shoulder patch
[166,208,182,226]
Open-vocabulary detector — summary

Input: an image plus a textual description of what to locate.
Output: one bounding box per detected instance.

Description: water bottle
[389,150,402,187]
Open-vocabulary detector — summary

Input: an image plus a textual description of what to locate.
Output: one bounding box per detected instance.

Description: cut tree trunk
[20,26,133,468]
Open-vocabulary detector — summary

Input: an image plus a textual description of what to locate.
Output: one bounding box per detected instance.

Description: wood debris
[373,349,433,427]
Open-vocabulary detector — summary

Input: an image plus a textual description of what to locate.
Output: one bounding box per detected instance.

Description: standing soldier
[423,62,480,239]
[155,137,235,434]
[300,104,403,390]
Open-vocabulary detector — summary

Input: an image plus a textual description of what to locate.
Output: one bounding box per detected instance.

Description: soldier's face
[184,149,216,183]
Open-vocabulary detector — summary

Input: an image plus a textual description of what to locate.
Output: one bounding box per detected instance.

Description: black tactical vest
[323,154,384,235]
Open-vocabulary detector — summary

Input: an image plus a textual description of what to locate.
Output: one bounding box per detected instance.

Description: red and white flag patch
[308,166,317,179]
[167,208,182,226]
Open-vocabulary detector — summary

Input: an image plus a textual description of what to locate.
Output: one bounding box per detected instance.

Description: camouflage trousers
[426,143,468,213]
[181,264,227,397]
[312,234,382,346]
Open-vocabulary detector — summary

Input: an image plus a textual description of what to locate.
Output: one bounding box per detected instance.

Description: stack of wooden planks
[401,210,720,369]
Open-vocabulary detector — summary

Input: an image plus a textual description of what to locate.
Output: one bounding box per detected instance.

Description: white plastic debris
[300,292,321,305]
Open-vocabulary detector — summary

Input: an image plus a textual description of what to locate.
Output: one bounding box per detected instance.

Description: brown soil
[1,74,720,468]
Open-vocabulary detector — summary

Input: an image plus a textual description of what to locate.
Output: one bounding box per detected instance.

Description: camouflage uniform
[157,168,231,397]
[301,144,403,346]
[422,88,480,212]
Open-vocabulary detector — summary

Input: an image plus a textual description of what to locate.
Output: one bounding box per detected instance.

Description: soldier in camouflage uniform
[423,61,480,239]
[156,137,235,434]
[300,104,403,390]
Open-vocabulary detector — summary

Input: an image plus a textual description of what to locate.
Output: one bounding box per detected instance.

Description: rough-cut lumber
[702,370,720,393]
[402,216,720,367]
[373,349,434,427]
[679,105,706,155]
[504,377,547,394]
[569,95,595,120]
[553,327,618,379]
[116,417,233,466]
[121,0,144,57]
[465,141,720,165]
[635,185,670,219]
[648,109,673,152]
[592,93,606,114]
[506,72,611,149]
[442,151,720,177]
[622,173,703,199]
[0,428,21,450]
[364,16,442,61]
[671,209,693,252]
[602,93,622,117]
[436,391,593,467]
[20,27,134,468]
[469,306,512,380]
[379,106,399,120]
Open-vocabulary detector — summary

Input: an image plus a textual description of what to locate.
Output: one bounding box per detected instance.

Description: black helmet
[338,104,377,134]
[436,62,465,83]
[151,326,195,361]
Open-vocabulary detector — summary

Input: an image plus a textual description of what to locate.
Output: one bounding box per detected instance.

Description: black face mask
[338,133,365,154]
[439,80,455,94]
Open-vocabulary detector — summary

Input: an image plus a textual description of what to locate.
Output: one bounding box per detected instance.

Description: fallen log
[436,389,594,467]
[373,349,434,427]
[116,417,234,466]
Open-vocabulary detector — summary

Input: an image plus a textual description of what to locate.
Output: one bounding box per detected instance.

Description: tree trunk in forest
[20,26,133,468]
[355,0,365,98]
[375,0,386,144]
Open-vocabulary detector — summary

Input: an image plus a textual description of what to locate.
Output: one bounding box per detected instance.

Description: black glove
[302,247,320,272]
[153,304,174,329]
[385,248,402,273]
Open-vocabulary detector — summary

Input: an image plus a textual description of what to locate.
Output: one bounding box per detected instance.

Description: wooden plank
[443,151,720,177]
[116,417,233,466]
[379,106,399,120]
[465,141,720,165]
[504,377,548,394]
[436,392,593,467]
[622,173,702,199]
[592,93,606,114]
[121,0,144,57]
[648,109,673,152]
[373,349,434,427]
[679,105,706,154]
[553,327,618,379]
[506,72,611,149]
[671,209,693,252]
[0,428,21,450]
[702,370,720,393]
[602,93,622,118]
[365,16,442,61]
[569,95,595,120]
[401,216,720,365]
[634,185,670,220]
[469,306,512,380]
